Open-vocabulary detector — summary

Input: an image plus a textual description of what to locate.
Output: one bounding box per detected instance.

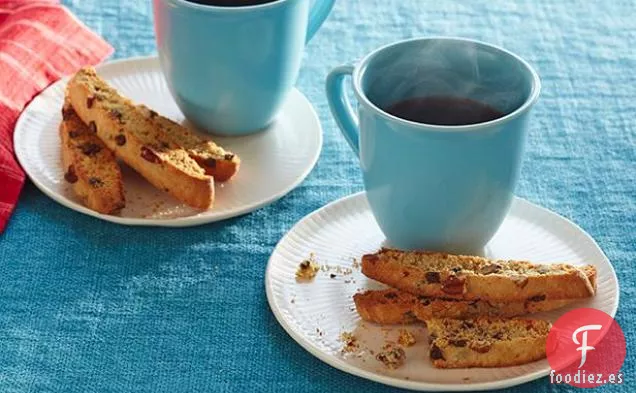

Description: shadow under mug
[326,37,541,254]
[153,0,335,135]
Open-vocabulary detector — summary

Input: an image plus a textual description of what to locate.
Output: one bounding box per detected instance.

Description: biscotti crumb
[339,331,359,353]
[296,254,320,282]
[398,329,416,347]
[376,344,406,369]
[320,264,353,275]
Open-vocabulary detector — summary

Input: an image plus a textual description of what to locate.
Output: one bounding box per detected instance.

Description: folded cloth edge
[0,2,114,233]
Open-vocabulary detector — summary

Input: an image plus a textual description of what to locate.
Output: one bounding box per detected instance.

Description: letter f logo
[572,324,602,368]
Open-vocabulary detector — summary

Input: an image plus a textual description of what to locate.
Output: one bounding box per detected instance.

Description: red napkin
[0,0,113,232]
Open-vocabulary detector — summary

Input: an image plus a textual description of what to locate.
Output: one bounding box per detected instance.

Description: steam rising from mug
[363,40,529,116]
[326,37,541,252]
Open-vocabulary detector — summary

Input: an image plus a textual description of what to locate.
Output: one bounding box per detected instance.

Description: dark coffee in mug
[385,96,504,126]
[184,0,278,6]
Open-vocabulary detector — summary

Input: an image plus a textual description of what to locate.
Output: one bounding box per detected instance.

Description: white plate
[265,192,619,391]
[14,56,322,226]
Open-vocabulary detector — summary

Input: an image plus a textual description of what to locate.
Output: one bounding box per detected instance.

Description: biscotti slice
[426,317,551,368]
[361,248,596,302]
[67,67,214,209]
[414,294,574,321]
[60,98,125,214]
[353,289,574,324]
[353,289,419,324]
[137,105,240,182]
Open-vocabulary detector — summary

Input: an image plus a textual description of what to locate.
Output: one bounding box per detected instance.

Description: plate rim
[13,56,323,227]
[265,191,619,391]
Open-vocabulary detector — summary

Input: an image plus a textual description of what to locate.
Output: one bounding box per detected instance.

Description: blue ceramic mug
[153,0,335,135]
[326,37,541,254]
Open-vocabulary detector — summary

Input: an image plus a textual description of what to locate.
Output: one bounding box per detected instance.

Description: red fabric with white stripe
[0,0,113,232]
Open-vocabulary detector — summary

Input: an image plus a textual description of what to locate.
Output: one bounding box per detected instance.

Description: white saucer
[14,56,322,226]
[265,192,619,391]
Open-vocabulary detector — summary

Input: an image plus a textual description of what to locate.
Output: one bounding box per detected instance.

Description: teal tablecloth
[1,1,634,392]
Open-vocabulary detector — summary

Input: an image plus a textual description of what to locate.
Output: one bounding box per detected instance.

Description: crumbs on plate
[320,263,353,276]
[376,344,406,369]
[339,331,360,353]
[296,253,320,282]
[397,329,416,347]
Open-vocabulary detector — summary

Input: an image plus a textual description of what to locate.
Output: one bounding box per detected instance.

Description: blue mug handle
[326,64,360,155]
[307,0,336,43]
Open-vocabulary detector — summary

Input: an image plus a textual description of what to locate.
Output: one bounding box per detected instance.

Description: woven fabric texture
[0,1,634,392]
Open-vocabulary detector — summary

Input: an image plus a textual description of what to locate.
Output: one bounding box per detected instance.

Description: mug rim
[351,36,542,132]
[161,0,289,12]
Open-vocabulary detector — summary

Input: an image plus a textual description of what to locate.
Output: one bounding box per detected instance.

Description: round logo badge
[546,308,625,388]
